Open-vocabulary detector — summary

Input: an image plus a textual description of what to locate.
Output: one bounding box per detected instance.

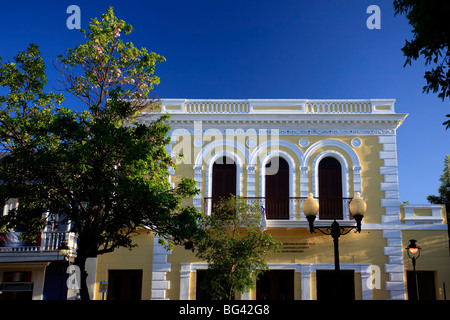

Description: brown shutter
[212,157,236,213]
[265,157,289,219]
[318,157,343,220]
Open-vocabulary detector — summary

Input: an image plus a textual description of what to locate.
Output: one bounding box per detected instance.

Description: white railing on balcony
[41,231,78,252]
[203,197,352,221]
[0,231,77,254]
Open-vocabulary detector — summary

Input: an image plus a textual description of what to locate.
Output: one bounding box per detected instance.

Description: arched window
[211,156,236,211]
[265,157,289,219]
[318,157,343,220]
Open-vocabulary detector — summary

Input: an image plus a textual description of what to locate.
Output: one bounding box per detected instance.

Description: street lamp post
[59,240,69,259]
[302,192,367,298]
[406,239,421,300]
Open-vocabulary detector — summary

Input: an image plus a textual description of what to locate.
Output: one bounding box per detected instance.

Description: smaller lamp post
[59,240,69,260]
[58,239,70,300]
[406,239,421,300]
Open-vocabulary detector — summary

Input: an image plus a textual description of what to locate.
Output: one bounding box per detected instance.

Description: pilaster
[378,135,401,224]
[151,236,171,300]
[382,230,406,299]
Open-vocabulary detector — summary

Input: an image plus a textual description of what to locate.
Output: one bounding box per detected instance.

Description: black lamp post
[406,239,421,300]
[303,193,367,271]
[302,193,367,299]
[59,240,69,259]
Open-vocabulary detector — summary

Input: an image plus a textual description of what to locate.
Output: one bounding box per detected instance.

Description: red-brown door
[107,270,142,300]
[316,270,355,300]
[256,270,294,300]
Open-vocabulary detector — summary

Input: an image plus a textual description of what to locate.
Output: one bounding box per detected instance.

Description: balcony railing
[204,197,352,221]
[0,231,78,254]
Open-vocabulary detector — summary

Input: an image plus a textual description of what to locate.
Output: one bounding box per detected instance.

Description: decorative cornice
[139,118,406,137]
[168,127,397,136]
[137,98,408,135]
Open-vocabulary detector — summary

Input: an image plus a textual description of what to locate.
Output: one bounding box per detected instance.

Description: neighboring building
[2,99,449,300]
[0,199,78,300]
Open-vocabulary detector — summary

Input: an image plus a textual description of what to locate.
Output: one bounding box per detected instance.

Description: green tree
[393,0,450,128]
[427,155,450,244]
[193,196,282,300]
[0,8,202,300]
[428,155,450,205]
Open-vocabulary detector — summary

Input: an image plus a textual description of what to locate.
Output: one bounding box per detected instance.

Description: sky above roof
[1,0,449,203]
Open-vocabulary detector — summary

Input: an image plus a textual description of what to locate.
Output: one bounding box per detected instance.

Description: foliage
[193,196,282,300]
[0,7,202,300]
[427,155,450,246]
[56,7,164,111]
[394,0,450,129]
[427,155,450,205]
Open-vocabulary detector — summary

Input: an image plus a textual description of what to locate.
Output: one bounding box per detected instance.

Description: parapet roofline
[145,98,400,115]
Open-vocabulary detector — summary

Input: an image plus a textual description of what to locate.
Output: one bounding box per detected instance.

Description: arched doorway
[318,157,343,220]
[211,156,236,213]
[265,157,289,219]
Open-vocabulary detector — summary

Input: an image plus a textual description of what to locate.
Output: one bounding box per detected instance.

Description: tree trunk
[74,234,98,300]
[74,252,91,300]
[227,286,234,301]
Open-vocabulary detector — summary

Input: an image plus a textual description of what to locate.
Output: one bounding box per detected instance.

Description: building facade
[1,98,449,300]
[93,98,449,300]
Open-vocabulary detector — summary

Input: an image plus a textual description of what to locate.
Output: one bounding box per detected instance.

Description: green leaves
[427,155,450,204]
[193,197,282,300]
[394,0,450,127]
[0,44,63,110]
[56,6,165,115]
[443,114,450,129]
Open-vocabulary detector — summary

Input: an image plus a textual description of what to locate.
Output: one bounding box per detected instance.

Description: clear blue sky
[1,0,449,203]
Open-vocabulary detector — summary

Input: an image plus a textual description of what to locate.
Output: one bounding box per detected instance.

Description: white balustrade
[185,102,250,114]
[306,102,372,114]
[0,231,77,253]
[161,99,391,115]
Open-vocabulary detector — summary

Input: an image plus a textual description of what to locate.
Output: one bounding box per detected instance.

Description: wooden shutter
[211,157,236,214]
[265,157,289,219]
[318,157,343,220]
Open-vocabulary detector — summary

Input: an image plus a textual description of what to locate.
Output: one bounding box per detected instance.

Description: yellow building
[94,99,449,300]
